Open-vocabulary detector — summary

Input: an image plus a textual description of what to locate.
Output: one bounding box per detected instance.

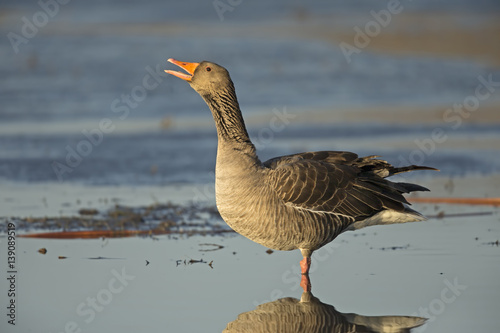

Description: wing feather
[264,151,434,221]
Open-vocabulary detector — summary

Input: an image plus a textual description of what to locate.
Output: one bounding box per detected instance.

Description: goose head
[165,58,234,97]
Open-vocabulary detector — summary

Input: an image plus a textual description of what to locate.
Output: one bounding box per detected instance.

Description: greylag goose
[165,59,437,291]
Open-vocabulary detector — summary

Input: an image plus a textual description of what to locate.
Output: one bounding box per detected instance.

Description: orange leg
[300,257,311,275]
[299,257,312,292]
[300,274,311,292]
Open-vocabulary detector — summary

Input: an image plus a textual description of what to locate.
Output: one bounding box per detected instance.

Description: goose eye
[206,66,211,72]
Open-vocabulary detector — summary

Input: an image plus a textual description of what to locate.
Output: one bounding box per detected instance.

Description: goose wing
[263,151,432,220]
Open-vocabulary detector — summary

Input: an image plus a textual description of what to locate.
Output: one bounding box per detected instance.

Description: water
[2,34,498,121]
[1,206,499,332]
[1,1,500,332]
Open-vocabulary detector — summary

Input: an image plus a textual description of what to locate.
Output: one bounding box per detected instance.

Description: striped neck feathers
[202,83,252,144]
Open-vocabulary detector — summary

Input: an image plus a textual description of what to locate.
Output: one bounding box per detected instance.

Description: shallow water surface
[1,202,499,332]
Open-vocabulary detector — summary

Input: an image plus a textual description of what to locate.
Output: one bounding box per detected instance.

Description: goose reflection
[224,291,426,333]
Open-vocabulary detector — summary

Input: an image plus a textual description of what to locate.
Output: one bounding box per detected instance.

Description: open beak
[165,58,199,82]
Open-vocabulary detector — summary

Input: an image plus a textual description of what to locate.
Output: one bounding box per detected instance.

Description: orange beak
[165,58,200,82]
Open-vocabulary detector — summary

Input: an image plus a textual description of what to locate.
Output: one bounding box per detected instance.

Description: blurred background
[1,2,500,333]
[1,0,499,215]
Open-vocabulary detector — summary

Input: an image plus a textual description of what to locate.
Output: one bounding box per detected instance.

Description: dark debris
[0,202,232,238]
[379,244,410,251]
[176,258,214,268]
[199,243,225,252]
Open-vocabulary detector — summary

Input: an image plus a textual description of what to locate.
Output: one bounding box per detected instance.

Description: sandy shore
[261,103,500,126]
[29,12,500,69]
[329,13,500,68]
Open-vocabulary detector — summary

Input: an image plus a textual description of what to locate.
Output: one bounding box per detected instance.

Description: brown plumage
[165,59,437,291]
[224,291,426,333]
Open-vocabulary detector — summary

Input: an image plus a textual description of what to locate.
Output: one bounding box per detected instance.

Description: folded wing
[264,151,436,222]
